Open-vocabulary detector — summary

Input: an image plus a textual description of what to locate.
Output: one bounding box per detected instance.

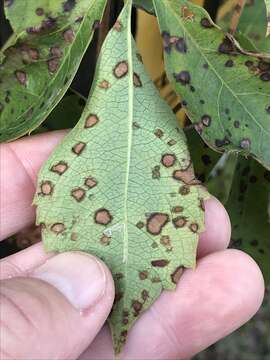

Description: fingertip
[198,196,231,258]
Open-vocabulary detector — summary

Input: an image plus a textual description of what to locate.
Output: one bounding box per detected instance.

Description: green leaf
[186,128,221,182]
[44,92,85,130]
[133,0,155,14]
[0,0,106,142]
[227,158,270,283]
[34,0,208,354]
[153,0,270,169]
[219,0,270,52]
[186,128,237,203]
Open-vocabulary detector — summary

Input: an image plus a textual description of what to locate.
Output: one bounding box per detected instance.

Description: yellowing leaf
[34,1,208,354]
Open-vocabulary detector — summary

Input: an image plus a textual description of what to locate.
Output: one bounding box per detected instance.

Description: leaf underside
[0,0,106,142]
[34,1,208,354]
[153,0,270,169]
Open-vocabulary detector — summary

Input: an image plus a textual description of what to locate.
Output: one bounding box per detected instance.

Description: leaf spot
[72,142,86,155]
[71,188,86,202]
[95,208,113,225]
[146,213,169,235]
[50,161,68,175]
[113,61,128,78]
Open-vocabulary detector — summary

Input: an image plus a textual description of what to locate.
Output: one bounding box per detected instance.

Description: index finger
[0,131,67,240]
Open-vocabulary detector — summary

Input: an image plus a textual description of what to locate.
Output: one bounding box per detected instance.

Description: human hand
[0,131,265,360]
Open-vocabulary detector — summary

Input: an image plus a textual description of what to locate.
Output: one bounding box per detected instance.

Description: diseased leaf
[153,0,270,169]
[227,158,270,283]
[218,0,270,52]
[186,128,237,203]
[186,128,221,182]
[34,1,208,354]
[0,0,106,142]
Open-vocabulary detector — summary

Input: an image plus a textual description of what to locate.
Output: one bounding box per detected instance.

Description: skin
[0,131,265,360]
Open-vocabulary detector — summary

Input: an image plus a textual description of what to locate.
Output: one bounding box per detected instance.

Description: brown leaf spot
[179,185,190,195]
[63,28,75,43]
[152,165,161,179]
[160,235,171,246]
[29,48,40,60]
[172,206,183,213]
[113,61,128,78]
[240,138,251,150]
[171,266,184,284]
[71,188,86,202]
[122,318,129,325]
[50,161,68,175]
[136,221,144,229]
[133,72,142,87]
[40,181,54,195]
[173,216,187,228]
[15,70,27,85]
[100,235,111,246]
[35,7,44,16]
[168,139,177,146]
[200,17,214,28]
[85,114,99,128]
[161,154,176,168]
[151,259,169,267]
[146,213,169,235]
[151,276,161,283]
[72,142,86,155]
[50,46,62,58]
[85,177,97,189]
[113,20,122,31]
[63,0,75,12]
[95,209,112,225]
[141,290,149,301]
[201,114,212,127]
[139,271,149,280]
[154,129,164,138]
[99,80,110,89]
[132,300,143,316]
[47,58,59,73]
[51,223,65,234]
[189,223,199,233]
[70,233,77,241]
[173,70,191,85]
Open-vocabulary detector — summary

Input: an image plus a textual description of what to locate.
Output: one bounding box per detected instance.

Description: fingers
[197,197,231,258]
[81,250,264,360]
[0,252,114,360]
[0,131,67,240]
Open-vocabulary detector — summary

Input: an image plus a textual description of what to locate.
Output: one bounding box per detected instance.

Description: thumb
[0,252,115,360]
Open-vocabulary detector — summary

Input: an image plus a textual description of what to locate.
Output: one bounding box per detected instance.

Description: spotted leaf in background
[153,0,270,169]
[218,0,270,52]
[0,0,106,142]
[227,159,270,283]
[34,1,208,354]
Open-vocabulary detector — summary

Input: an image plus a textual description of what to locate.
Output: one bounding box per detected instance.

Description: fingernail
[31,252,107,310]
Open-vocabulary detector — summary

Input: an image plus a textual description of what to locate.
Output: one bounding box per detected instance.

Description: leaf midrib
[123,1,133,264]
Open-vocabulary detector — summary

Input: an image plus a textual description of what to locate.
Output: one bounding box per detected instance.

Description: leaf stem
[229,0,247,35]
